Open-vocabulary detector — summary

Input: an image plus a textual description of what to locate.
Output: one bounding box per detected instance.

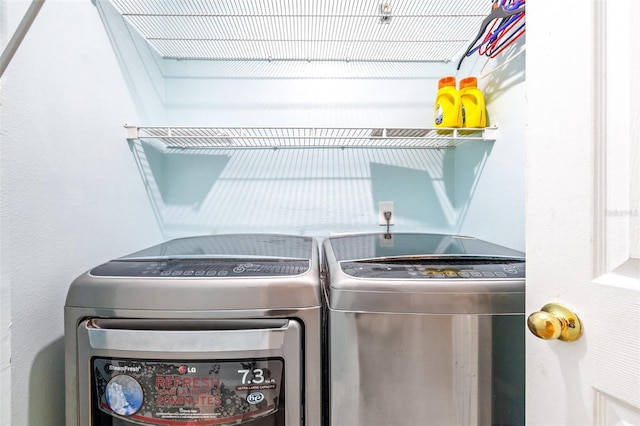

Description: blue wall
[1,1,525,424]
[101,0,526,250]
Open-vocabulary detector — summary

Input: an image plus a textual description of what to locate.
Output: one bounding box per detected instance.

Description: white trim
[630,0,640,259]
[593,259,640,291]
[592,0,607,278]
[594,389,640,425]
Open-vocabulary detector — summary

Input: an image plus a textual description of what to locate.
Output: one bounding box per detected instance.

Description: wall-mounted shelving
[125,125,497,149]
[109,0,500,150]
[103,0,490,62]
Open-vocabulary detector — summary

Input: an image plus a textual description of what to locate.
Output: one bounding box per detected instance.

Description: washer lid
[323,233,525,314]
[327,233,524,262]
[326,233,525,281]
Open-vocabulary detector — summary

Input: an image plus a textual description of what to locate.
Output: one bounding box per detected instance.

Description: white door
[526,0,640,425]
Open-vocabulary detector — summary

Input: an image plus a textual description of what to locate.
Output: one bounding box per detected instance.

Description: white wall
[0,1,162,424]
[0,0,526,424]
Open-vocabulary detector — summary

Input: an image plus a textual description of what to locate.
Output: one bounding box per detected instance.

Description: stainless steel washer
[65,234,322,426]
[321,233,525,426]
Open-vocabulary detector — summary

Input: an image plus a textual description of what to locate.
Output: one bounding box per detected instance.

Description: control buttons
[91,259,309,277]
[340,261,525,279]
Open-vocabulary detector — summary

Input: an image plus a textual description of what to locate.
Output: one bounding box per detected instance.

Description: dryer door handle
[82,318,291,352]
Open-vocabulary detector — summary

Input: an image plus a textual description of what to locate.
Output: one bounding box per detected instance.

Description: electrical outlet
[378,201,395,225]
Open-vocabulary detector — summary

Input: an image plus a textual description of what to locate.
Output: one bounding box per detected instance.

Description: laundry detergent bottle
[434,76,462,128]
[459,76,487,128]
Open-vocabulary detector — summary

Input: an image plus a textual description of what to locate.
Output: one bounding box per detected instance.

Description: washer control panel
[91,259,310,278]
[340,260,525,279]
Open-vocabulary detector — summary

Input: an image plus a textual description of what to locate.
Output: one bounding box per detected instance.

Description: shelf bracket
[379,3,392,24]
[124,124,139,140]
[484,126,498,141]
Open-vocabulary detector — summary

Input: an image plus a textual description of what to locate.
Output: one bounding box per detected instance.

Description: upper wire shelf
[104,0,490,62]
[125,125,497,149]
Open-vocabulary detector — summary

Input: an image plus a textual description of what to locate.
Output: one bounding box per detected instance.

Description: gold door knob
[527,303,583,342]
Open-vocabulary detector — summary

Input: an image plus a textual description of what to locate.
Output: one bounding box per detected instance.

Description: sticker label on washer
[93,358,283,425]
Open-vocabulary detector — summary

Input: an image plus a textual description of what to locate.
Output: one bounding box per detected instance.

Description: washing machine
[321,232,525,426]
[64,233,322,426]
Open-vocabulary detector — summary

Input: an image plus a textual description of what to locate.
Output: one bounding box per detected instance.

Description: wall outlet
[378,201,395,225]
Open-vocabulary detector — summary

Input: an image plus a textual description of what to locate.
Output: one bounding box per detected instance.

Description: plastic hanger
[481,11,525,56]
[481,6,525,53]
[457,0,525,69]
[465,0,525,57]
[489,22,525,58]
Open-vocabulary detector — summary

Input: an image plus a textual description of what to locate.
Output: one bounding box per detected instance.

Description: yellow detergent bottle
[434,76,462,128]
[459,76,487,128]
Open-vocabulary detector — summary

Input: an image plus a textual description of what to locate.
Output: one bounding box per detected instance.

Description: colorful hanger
[457,0,525,70]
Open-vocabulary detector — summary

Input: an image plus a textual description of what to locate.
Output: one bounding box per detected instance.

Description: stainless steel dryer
[321,232,525,426]
[65,233,322,426]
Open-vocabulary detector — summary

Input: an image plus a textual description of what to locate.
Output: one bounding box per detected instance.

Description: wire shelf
[125,125,497,149]
[106,0,490,62]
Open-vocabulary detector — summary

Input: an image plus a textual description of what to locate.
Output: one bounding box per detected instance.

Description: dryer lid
[66,234,321,311]
[121,233,314,260]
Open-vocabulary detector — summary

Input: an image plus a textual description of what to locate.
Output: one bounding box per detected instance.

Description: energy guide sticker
[93,358,283,425]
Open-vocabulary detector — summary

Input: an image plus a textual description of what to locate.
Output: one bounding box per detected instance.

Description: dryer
[65,233,322,426]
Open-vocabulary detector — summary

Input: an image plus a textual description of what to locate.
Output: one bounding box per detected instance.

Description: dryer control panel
[90,259,310,278]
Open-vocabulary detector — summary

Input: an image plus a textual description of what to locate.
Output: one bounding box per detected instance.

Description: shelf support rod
[0,0,46,78]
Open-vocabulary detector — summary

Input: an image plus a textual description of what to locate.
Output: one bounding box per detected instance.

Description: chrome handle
[83,319,289,352]
[527,302,583,342]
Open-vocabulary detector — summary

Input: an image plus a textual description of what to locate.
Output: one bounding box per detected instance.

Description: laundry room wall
[97,0,526,249]
[455,48,525,247]
[0,0,525,424]
[0,1,163,424]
